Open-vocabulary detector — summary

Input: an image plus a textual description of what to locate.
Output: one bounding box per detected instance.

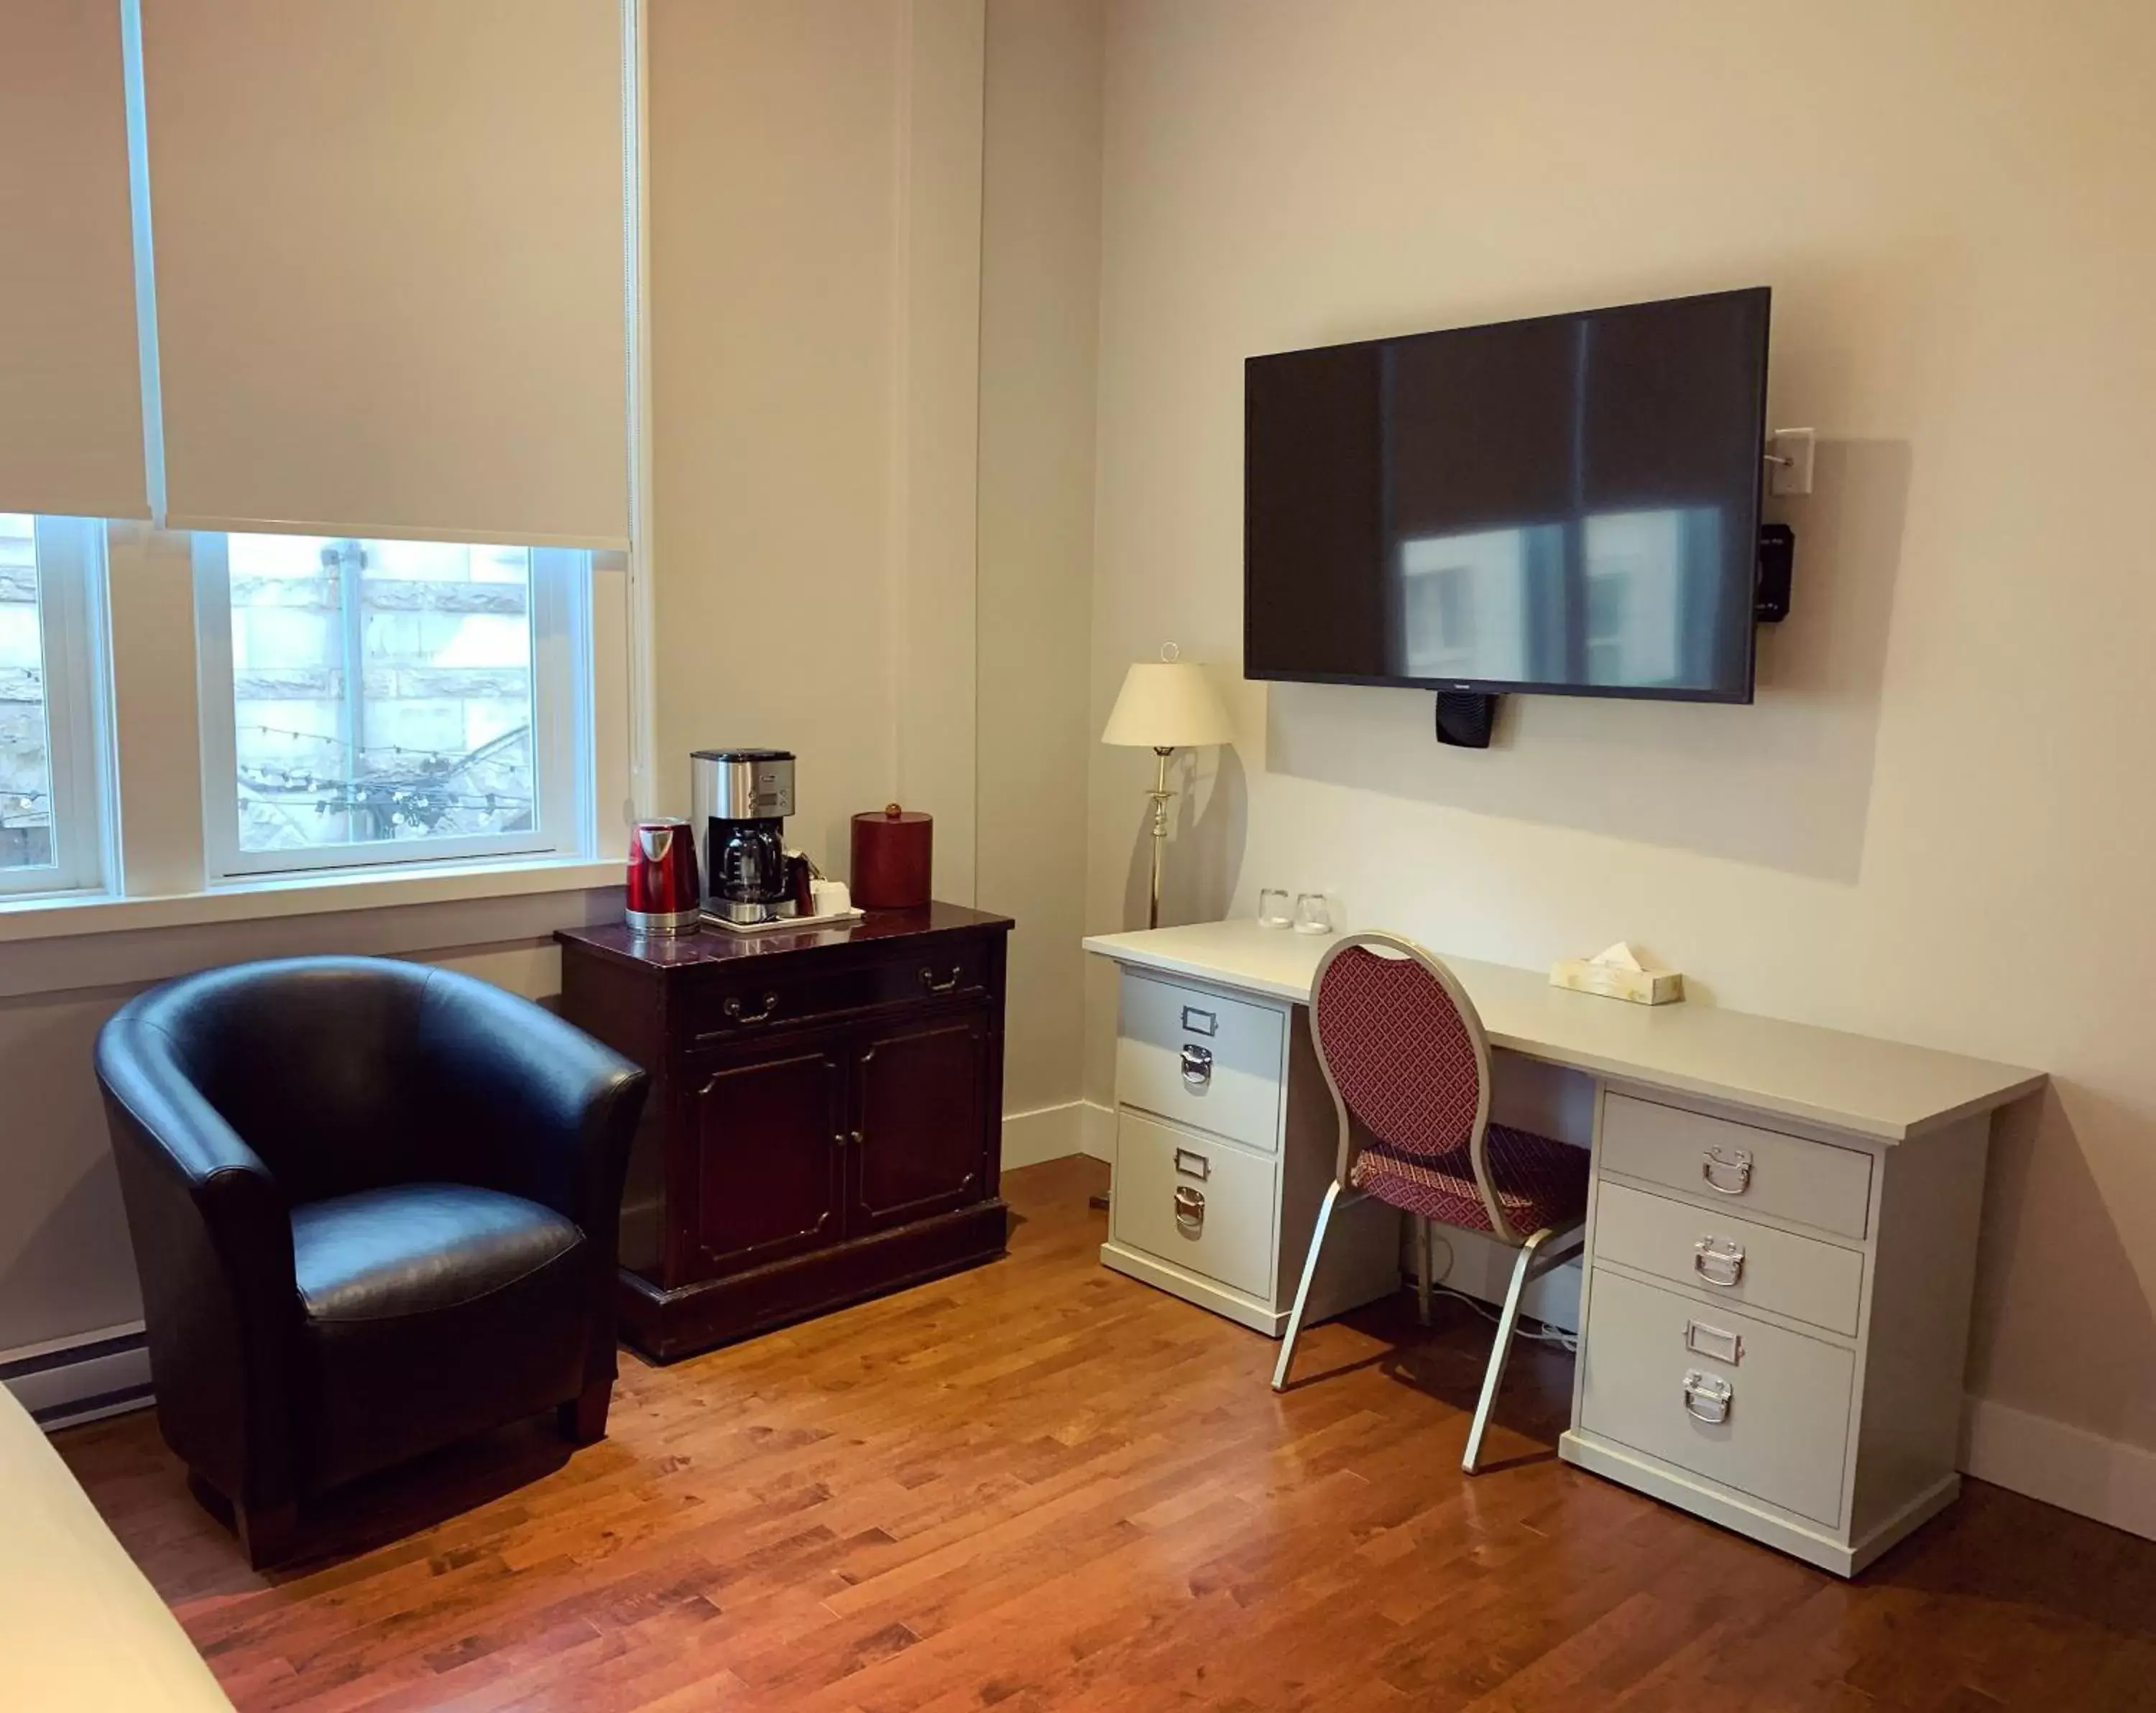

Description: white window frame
[0,519,112,900]
[192,535,594,882]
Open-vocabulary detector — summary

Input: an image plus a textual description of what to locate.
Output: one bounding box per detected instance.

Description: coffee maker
[691,749,798,925]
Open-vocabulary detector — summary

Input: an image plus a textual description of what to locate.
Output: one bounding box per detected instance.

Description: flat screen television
[1244,287,1770,703]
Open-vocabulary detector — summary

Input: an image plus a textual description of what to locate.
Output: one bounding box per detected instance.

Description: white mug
[811,878,852,916]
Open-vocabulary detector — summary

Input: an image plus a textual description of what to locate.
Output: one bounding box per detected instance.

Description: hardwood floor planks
[55,1155,2156,1712]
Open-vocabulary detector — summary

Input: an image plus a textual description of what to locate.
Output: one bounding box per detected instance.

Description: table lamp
[1102,650,1235,929]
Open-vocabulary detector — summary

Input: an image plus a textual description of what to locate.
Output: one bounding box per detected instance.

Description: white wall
[3,0,1008,1380]
[647,0,984,893]
[977,0,1104,1137]
[1085,0,2156,1458]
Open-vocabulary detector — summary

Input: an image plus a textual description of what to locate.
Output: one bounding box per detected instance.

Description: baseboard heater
[0,1324,153,1431]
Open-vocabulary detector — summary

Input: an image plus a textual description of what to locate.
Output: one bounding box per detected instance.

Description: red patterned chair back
[1310,931,1493,1181]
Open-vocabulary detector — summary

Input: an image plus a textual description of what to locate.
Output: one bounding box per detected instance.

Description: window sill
[0,855,623,946]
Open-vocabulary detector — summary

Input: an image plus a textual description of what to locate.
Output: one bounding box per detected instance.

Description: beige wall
[647,0,985,891]
[5,0,1077,1376]
[1085,0,2156,1453]
[977,0,1104,1124]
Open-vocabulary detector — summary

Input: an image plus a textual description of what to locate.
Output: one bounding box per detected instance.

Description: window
[194,535,591,879]
[0,515,109,898]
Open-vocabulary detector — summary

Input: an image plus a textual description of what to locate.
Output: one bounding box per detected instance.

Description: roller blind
[140,0,631,548]
[0,1,151,520]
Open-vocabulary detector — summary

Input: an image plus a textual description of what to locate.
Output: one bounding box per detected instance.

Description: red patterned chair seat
[1350,1123,1590,1237]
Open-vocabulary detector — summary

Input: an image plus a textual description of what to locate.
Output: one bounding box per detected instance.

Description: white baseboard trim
[1961,1395,2156,1543]
[1003,1100,1120,1170]
[1003,1101,1087,1169]
[2,1322,154,1431]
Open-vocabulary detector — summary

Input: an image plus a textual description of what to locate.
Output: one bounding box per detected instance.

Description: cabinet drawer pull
[919,964,962,994]
[1173,1184,1205,1232]
[1682,1369,1733,1425]
[1180,1005,1219,1036]
[724,990,780,1025]
[1701,1146,1753,1195]
[1179,1043,1214,1087]
[1173,1147,1210,1181]
[1685,1319,1743,1365]
[1693,1236,1746,1287]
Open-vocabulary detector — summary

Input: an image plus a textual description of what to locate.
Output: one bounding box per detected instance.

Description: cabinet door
[847,1008,991,1234]
[681,1033,847,1282]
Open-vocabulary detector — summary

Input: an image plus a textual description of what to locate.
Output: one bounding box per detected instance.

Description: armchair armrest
[414,968,648,1247]
[94,1013,299,1514]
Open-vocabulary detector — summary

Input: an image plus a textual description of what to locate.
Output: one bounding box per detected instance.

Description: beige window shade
[141,0,630,548]
[0,1,151,521]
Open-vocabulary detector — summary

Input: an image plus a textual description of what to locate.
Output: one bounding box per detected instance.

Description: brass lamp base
[1146,745,1174,931]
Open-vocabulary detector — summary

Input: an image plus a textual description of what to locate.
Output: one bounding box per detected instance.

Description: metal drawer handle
[1179,1043,1214,1087]
[1173,1184,1205,1232]
[919,964,962,994]
[1682,1370,1733,1425]
[1180,1005,1218,1037]
[1701,1147,1753,1195]
[724,990,780,1025]
[1685,1319,1743,1365]
[1693,1236,1746,1287]
[1174,1147,1210,1181]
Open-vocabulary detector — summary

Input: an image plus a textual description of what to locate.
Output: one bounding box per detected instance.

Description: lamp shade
[1102,662,1235,749]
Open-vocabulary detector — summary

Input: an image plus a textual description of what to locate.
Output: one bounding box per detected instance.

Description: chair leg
[1462,1226,1552,1474]
[1272,1179,1344,1393]
[1414,1214,1434,1328]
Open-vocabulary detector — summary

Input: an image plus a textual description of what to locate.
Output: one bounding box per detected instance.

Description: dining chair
[1271,931,1590,1472]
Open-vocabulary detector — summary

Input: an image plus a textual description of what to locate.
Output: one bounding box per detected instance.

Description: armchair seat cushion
[293,1185,582,1324]
[290,1185,595,1495]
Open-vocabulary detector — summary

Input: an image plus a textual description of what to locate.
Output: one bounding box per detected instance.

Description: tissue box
[1549,959,1684,1006]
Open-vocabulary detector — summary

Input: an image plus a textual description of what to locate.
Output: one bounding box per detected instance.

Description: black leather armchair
[96,956,648,1566]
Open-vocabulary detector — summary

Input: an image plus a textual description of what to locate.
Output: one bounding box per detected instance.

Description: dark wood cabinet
[684,1031,847,1283]
[849,1010,990,1234]
[556,903,1012,1359]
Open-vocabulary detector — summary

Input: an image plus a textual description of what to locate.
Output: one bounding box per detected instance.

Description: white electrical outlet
[1768,427,1816,497]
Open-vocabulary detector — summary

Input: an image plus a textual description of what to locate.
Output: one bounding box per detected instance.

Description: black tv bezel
[1241,285,1772,708]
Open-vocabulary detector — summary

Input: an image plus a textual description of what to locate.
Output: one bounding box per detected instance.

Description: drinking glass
[1257,888,1291,928]
[1293,892,1333,936]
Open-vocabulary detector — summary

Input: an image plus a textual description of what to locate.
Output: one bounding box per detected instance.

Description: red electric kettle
[625,817,701,936]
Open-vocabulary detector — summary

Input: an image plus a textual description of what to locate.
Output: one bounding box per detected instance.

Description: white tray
[701,905,865,936]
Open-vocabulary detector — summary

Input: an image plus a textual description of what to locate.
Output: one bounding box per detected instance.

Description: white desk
[1083,920,2044,1575]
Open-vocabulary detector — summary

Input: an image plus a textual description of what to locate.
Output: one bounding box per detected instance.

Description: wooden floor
[60,1157,2156,1712]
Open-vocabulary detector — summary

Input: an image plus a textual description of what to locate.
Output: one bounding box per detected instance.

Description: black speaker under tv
[1244,287,1771,706]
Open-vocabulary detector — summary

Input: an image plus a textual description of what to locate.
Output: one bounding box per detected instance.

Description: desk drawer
[1117,972,1284,1153]
[1112,1109,1275,1300]
[1600,1094,1874,1240]
[1580,1268,1854,1527]
[1593,1181,1864,1337]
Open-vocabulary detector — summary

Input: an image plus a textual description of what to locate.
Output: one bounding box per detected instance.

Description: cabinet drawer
[1112,1109,1276,1300]
[684,941,988,1043]
[1580,1268,1854,1527]
[1593,1181,1864,1337]
[1117,972,1284,1153]
[1600,1094,1874,1240]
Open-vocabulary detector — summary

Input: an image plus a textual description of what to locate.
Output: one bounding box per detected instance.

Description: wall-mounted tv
[1244,287,1770,704]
